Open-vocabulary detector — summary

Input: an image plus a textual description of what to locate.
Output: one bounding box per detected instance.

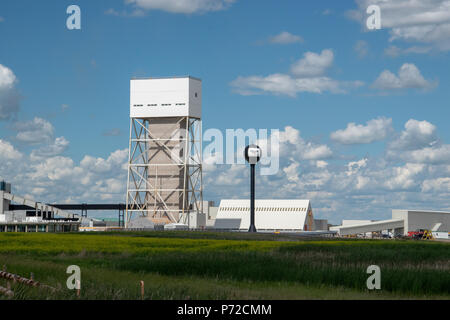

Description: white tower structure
[126,77,203,227]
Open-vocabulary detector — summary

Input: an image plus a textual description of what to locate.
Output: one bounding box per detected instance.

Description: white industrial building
[331,209,450,238]
[214,199,315,231]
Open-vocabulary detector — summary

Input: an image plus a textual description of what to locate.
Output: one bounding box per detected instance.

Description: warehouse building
[331,209,450,238]
[214,199,315,231]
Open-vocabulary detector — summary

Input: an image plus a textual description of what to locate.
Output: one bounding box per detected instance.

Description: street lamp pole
[249,162,256,233]
[245,145,261,233]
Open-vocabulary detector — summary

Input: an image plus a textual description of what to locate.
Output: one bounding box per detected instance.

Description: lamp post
[244,145,261,233]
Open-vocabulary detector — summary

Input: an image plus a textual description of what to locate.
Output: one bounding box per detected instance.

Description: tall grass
[0,232,448,299]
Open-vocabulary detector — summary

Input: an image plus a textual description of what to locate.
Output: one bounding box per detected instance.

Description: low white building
[214,199,314,231]
[331,209,450,237]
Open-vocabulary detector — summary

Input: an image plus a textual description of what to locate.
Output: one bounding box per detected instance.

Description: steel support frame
[125,117,203,227]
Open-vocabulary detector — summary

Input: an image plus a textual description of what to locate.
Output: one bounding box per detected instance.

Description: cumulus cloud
[347,158,368,176]
[278,126,332,160]
[349,0,450,52]
[231,49,363,97]
[384,163,425,190]
[0,139,22,161]
[80,149,128,174]
[406,145,450,164]
[0,64,20,120]
[331,118,393,144]
[231,74,346,97]
[290,49,334,78]
[0,64,16,89]
[389,119,437,151]
[422,177,450,192]
[268,31,303,44]
[387,119,450,165]
[372,63,436,91]
[124,0,236,14]
[15,117,54,144]
[0,144,129,207]
[30,137,70,160]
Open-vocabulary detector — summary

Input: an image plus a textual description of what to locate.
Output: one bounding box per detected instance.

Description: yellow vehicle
[422,229,434,240]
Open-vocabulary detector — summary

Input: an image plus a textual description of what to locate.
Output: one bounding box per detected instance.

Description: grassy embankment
[0,231,448,300]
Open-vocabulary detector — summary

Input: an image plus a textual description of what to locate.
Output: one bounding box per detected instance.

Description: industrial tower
[126,77,203,227]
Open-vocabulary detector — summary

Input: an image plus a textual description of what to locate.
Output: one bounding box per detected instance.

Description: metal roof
[215,199,312,231]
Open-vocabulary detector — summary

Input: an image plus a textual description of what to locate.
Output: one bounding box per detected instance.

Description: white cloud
[6,147,130,205]
[231,49,363,97]
[372,63,436,90]
[0,139,22,161]
[80,149,128,174]
[124,0,236,14]
[268,31,303,44]
[347,158,368,176]
[0,64,16,89]
[0,64,20,120]
[384,163,425,190]
[283,161,300,182]
[215,165,246,185]
[278,126,332,160]
[387,119,450,165]
[422,177,450,192]
[407,145,450,164]
[15,117,54,144]
[30,156,76,181]
[331,118,393,144]
[30,137,70,160]
[389,119,437,151]
[349,0,450,51]
[231,74,344,97]
[303,144,332,160]
[104,7,146,17]
[386,119,450,164]
[290,49,334,78]
[316,160,328,169]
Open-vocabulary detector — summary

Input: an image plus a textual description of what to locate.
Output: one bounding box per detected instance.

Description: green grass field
[0,231,449,300]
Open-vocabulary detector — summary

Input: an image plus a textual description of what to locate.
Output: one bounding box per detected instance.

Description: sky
[0,0,449,223]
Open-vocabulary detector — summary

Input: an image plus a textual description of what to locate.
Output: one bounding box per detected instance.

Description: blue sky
[0,0,449,222]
